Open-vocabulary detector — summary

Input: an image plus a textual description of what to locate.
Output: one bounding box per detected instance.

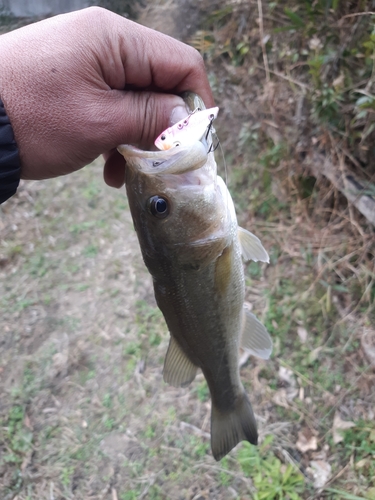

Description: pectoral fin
[163,336,198,388]
[238,227,269,263]
[240,307,273,360]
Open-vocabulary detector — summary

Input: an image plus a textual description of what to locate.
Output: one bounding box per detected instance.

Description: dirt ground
[1,2,375,500]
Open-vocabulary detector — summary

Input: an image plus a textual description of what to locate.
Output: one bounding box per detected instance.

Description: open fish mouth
[118,92,216,176]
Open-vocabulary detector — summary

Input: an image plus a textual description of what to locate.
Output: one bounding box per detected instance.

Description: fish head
[118,140,228,272]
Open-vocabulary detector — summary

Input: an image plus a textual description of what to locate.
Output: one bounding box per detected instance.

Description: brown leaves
[361,328,375,369]
[272,366,298,408]
[307,460,332,488]
[296,428,318,453]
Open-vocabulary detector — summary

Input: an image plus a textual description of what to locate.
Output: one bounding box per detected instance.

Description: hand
[0,7,214,187]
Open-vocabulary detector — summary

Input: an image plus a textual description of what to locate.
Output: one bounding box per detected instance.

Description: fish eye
[174,142,181,147]
[148,195,169,219]
[153,160,164,167]
[161,134,166,141]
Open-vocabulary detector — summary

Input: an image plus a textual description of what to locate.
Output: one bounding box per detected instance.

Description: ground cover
[1,1,374,498]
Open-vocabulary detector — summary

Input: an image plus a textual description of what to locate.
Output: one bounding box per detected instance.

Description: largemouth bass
[118,93,272,461]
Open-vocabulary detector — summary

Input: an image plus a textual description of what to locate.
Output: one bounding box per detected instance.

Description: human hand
[0,7,214,187]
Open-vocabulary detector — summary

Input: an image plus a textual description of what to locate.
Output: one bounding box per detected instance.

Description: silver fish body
[118,93,271,460]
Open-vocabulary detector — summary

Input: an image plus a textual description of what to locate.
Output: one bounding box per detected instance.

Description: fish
[118,92,272,461]
[154,106,219,150]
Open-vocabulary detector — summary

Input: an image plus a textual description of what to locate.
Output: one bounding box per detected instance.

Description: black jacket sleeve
[0,99,21,204]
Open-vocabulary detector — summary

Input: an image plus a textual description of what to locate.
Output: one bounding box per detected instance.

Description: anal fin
[240,307,273,360]
[163,336,198,388]
[211,392,258,461]
[238,226,269,263]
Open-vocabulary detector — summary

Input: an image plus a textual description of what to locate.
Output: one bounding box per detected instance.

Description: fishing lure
[154,107,219,150]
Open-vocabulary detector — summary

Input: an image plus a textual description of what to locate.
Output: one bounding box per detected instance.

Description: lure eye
[161,134,166,141]
[173,142,181,147]
[148,195,169,219]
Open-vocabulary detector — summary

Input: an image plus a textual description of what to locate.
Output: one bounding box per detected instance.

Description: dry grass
[0,165,276,499]
[1,1,375,499]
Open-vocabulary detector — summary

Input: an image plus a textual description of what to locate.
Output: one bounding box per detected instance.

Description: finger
[96,90,190,151]
[94,9,215,108]
[103,150,126,188]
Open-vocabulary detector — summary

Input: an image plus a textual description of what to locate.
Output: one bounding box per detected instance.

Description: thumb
[101,90,190,189]
[103,90,190,150]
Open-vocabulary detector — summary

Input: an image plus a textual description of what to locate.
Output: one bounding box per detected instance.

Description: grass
[1,2,375,499]
[195,2,375,497]
[2,155,372,500]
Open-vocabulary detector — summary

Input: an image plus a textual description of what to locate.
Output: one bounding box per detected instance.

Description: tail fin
[211,392,258,461]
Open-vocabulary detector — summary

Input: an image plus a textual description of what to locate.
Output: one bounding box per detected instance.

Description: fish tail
[211,392,258,461]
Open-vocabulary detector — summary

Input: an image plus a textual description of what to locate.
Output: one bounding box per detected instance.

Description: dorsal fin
[240,307,272,360]
[163,336,198,388]
[238,227,269,263]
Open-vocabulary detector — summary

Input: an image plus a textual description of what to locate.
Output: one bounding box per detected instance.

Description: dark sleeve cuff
[0,99,21,204]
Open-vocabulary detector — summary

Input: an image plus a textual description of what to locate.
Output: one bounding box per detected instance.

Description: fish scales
[118,92,272,461]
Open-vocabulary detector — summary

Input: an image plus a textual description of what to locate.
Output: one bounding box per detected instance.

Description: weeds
[191,1,375,497]
[238,437,305,500]
[1,1,374,499]
[0,406,33,466]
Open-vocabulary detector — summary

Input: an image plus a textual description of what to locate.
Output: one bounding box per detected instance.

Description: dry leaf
[272,389,289,408]
[296,429,318,453]
[332,412,355,444]
[361,328,375,368]
[24,413,33,430]
[309,36,323,51]
[356,458,369,469]
[307,346,322,364]
[277,366,298,402]
[332,73,345,89]
[297,327,308,343]
[278,366,296,386]
[308,460,331,488]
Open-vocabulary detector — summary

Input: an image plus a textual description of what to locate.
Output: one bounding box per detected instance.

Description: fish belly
[154,236,244,403]
[153,236,258,460]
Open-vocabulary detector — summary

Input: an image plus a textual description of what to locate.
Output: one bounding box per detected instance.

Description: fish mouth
[118,91,208,156]
[117,92,214,175]
[118,138,210,175]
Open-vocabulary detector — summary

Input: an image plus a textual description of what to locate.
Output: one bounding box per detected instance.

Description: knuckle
[80,6,112,24]
[188,46,205,67]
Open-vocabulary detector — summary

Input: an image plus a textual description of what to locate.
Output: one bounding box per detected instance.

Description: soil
[1,2,374,500]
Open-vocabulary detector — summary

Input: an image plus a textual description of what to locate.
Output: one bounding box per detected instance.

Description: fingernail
[169,104,189,125]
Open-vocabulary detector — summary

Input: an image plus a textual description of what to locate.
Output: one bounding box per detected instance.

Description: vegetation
[0,1,374,499]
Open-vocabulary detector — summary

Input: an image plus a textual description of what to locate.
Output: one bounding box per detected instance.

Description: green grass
[238,438,305,500]
[1,2,374,498]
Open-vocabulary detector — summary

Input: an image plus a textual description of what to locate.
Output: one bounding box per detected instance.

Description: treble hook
[207,138,220,154]
[205,115,216,141]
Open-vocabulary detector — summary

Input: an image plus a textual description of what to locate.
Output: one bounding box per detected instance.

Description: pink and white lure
[154,107,219,151]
